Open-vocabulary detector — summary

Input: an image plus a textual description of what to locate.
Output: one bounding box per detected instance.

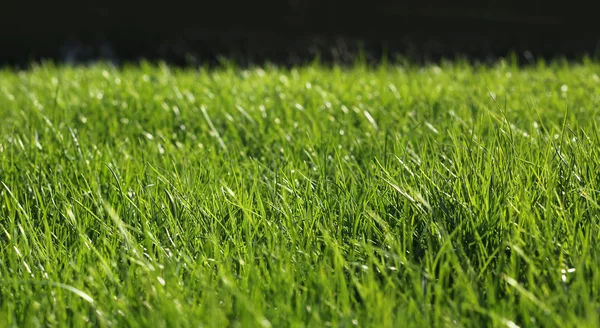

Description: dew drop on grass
[259,105,267,118]
[505,320,520,328]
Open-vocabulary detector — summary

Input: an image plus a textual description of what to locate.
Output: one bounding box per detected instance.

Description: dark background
[1,1,598,67]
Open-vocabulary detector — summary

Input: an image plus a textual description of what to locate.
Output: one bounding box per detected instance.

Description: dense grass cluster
[1,60,599,327]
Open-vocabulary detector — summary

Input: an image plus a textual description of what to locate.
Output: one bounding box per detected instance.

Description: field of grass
[0,60,599,327]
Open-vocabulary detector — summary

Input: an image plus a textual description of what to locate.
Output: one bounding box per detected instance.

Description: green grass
[0,59,599,327]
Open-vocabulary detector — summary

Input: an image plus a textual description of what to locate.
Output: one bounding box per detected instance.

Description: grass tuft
[1,60,599,327]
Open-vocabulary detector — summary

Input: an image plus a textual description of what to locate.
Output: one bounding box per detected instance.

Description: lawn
[0,60,599,327]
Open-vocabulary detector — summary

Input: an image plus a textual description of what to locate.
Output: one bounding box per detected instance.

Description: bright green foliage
[0,60,599,327]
